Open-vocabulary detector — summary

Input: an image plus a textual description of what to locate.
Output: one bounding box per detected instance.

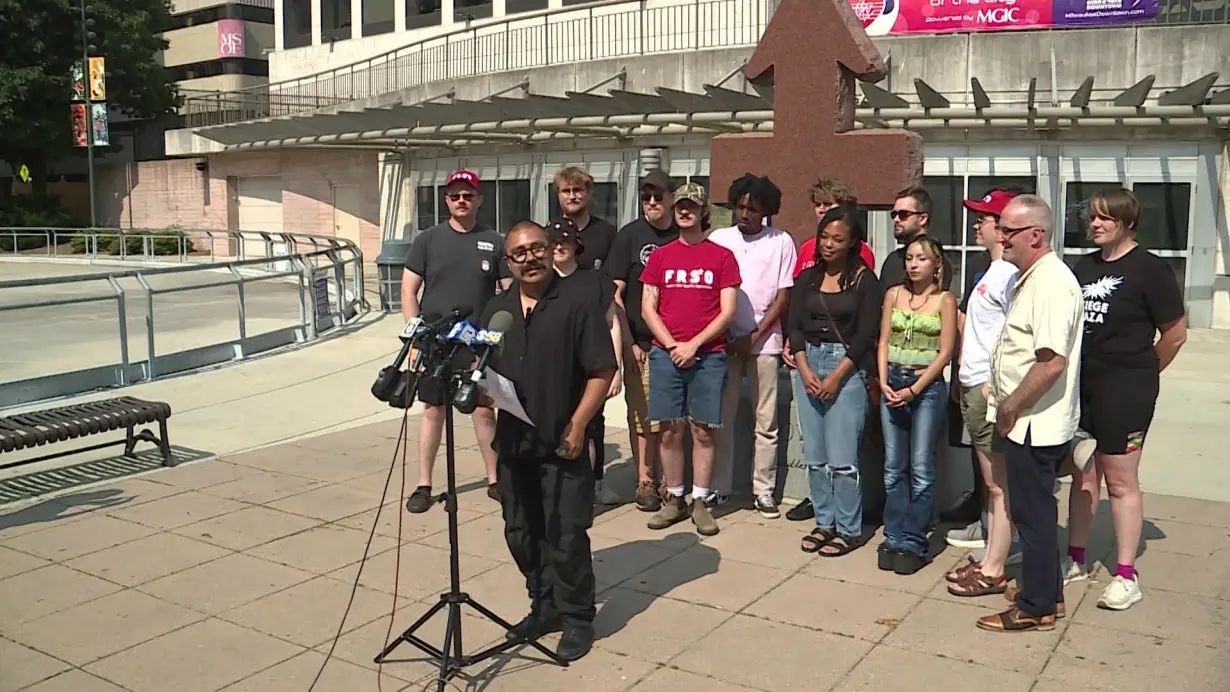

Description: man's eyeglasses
[997,224,1037,236]
[505,243,549,264]
[890,209,922,220]
[446,192,476,202]
[641,191,665,203]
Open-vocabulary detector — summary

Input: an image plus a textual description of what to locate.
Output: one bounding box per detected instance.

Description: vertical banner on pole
[70,61,86,101]
[71,103,89,147]
[90,103,110,146]
[88,57,106,100]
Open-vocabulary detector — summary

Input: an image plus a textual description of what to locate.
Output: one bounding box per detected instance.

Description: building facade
[129,0,1230,327]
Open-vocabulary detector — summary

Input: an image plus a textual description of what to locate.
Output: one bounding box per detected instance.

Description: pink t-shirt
[794,237,877,278]
[640,238,742,353]
[707,226,797,354]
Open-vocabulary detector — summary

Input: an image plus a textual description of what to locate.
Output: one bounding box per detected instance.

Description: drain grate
[0,447,213,505]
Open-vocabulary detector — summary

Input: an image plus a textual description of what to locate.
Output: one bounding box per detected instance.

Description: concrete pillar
[395,0,407,31]
[311,0,323,44]
[274,0,285,50]
[350,0,362,38]
[442,0,455,27]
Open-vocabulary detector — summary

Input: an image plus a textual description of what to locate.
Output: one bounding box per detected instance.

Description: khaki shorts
[960,384,1005,454]
[623,346,662,435]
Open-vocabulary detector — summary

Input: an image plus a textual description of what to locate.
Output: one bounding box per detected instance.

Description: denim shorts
[647,346,727,427]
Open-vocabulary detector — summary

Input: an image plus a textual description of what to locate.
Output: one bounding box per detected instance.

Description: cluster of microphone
[370,307,514,414]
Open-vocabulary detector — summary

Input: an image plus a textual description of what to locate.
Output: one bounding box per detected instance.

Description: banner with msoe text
[851,0,1160,35]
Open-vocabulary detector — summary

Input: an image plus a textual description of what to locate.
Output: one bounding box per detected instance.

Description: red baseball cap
[445,170,481,191]
[963,189,1016,216]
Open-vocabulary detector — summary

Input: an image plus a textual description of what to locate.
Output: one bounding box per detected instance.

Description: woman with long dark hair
[788,206,882,556]
[876,235,957,575]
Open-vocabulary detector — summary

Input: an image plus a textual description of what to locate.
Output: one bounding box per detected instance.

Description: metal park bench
[0,397,174,471]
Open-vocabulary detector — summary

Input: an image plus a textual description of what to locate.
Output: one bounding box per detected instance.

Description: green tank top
[888,307,942,367]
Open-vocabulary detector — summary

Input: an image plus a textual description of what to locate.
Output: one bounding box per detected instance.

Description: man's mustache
[522,260,546,272]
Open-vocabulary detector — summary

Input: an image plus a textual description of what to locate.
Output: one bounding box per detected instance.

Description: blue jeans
[880,364,947,556]
[647,347,727,427]
[792,343,867,539]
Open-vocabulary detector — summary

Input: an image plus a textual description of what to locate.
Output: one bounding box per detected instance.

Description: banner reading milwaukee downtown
[852,0,1159,35]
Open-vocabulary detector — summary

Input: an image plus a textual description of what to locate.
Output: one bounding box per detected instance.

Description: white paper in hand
[476,367,534,427]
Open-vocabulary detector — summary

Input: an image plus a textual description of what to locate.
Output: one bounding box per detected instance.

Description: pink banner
[853,0,1156,35]
[217,18,245,58]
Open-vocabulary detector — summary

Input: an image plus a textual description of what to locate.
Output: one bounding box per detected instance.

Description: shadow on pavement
[0,445,213,507]
[0,487,130,532]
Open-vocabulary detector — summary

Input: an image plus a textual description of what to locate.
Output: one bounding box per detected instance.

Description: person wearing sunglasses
[548,218,623,506]
[640,182,741,537]
[402,169,510,515]
[605,169,679,513]
[978,195,1083,633]
[879,186,953,291]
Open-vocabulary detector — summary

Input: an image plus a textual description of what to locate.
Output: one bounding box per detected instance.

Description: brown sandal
[947,569,1008,597]
[976,607,1056,633]
[946,560,981,583]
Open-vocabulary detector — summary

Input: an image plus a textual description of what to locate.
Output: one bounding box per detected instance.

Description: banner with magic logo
[850,0,1160,35]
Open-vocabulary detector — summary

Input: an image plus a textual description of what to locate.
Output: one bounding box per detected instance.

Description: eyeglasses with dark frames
[996,224,1038,236]
[641,191,665,203]
[505,243,550,264]
[446,192,476,202]
[890,209,922,220]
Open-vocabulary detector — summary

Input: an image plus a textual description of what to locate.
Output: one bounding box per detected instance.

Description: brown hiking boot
[647,495,688,529]
[635,480,662,513]
[690,499,719,536]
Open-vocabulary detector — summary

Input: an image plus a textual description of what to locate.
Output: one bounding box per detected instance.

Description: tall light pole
[81,0,97,228]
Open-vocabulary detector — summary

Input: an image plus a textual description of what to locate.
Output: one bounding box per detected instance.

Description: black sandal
[819,534,863,557]
[801,527,837,553]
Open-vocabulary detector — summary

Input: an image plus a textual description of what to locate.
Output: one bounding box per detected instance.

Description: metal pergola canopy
[194,71,1230,150]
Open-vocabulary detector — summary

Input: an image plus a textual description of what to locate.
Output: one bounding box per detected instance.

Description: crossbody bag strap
[815,267,864,353]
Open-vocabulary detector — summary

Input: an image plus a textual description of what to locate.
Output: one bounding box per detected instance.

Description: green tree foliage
[0,0,178,197]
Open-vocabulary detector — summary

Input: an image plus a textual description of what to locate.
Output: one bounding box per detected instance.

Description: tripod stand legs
[374,591,568,690]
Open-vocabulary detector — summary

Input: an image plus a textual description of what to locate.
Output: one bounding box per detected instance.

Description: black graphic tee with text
[605,218,680,348]
[1073,246,1185,370]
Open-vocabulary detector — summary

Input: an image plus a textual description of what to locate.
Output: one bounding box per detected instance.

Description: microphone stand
[373,365,568,689]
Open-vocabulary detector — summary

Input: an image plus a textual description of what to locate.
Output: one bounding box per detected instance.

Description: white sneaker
[594,480,620,506]
[946,522,985,549]
[1061,555,1090,585]
[1097,575,1143,611]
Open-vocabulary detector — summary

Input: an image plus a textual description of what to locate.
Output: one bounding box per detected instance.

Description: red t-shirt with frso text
[640,239,742,353]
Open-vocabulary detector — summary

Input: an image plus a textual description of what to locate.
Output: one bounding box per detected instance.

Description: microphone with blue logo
[371,307,472,407]
[449,310,514,414]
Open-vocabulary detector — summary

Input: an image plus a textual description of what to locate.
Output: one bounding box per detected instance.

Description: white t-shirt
[706,225,797,355]
[959,259,1018,387]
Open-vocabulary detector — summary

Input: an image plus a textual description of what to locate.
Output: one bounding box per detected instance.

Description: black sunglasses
[890,209,923,220]
[641,190,665,203]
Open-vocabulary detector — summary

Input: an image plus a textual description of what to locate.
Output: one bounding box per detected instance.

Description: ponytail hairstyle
[812,205,867,292]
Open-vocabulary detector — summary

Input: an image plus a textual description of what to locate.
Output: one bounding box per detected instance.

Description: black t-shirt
[577,216,618,271]
[605,218,679,348]
[879,237,955,292]
[787,267,883,366]
[404,221,510,320]
[1074,246,1185,370]
[559,266,615,312]
[482,277,617,460]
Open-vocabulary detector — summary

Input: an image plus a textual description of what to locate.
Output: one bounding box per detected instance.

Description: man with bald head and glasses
[978,194,1084,634]
[401,170,511,515]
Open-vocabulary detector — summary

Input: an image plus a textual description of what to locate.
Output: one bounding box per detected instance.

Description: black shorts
[417,349,478,407]
[1079,362,1159,455]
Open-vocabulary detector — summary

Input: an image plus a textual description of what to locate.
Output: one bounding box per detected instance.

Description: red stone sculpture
[709,0,924,245]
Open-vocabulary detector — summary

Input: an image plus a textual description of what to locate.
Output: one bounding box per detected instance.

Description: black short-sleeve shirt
[482,278,617,460]
[605,218,679,348]
[404,221,510,319]
[1074,246,1185,370]
[560,266,614,312]
[578,216,618,271]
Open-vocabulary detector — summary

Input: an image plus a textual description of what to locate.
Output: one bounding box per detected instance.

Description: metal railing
[180,0,768,127]
[0,228,367,408]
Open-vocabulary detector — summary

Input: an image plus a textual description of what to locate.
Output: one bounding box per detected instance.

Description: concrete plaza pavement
[2,412,1230,692]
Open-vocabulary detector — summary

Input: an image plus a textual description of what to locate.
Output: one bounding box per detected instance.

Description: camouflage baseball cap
[673,181,706,206]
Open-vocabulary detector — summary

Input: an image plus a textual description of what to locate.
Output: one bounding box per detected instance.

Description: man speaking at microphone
[481,221,617,662]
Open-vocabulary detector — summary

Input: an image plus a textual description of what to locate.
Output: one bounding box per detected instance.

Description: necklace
[907,288,930,311]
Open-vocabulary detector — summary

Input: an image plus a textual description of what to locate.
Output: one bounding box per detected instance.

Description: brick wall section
[97,149,382,261]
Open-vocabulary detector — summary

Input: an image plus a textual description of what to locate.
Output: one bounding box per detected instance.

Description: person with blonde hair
[875,234,958,575]
[1063,187,1187,611]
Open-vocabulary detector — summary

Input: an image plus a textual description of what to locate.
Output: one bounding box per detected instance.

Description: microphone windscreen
[487,310,514,332]
[455,305,474,319]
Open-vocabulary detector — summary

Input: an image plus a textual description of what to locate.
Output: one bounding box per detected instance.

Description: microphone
[452,310,513,414]
[372,311,441,401]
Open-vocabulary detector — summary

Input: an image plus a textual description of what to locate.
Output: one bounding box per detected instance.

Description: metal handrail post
[228,265,248,356]
[106,275,131,386]
[135,273,157,379]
